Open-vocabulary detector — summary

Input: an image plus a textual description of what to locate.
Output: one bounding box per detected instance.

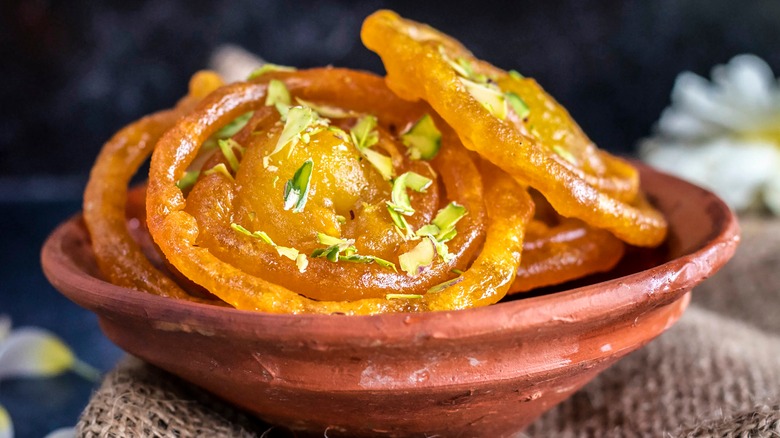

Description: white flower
[208,44,265,83]
[0,315,100,381]
[0,316,99,438]
[0,403,12,438]
[640,54,780,214]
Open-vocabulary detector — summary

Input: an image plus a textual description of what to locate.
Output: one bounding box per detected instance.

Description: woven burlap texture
[76,218,780,437]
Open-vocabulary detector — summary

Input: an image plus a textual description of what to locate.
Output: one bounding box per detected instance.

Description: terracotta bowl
[41,164,738,437]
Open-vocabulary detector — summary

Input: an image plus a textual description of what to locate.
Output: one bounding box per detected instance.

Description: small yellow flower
[0,403,12,438]
[0,315,100,382]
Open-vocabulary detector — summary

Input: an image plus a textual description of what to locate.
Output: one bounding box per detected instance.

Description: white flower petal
[44,427,76,438]
[642,138,779,211]
[676,72,761,131]
[712,54,777,110]
[656,107,721,139]
[763,168,780,216]
[0,327,75,379]
[0,403,12,438]
[208,44,265,83]
[0,316,10,343]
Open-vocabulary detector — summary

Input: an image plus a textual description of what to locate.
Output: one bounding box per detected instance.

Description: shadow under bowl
[41,164,739,437]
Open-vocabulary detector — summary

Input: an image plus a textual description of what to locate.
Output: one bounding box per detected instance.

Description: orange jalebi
[362,10,667,247]
[83,71,223,300]
[81,10,667,315]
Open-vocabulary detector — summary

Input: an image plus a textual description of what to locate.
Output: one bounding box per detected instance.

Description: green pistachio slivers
[361,148,394,181]
[176,171,200,191]
[266,79,291,107]
[427,276,464,293]
[506,92,531,120]
[283,158,314,213]
[247,63,296,80]
[202,111,253,150]
[203,163,234,181]
[217,139,243,172]
[387,172,433,216]
[460,77,507,120]
[432,202,467,241]
[399,238,436,277]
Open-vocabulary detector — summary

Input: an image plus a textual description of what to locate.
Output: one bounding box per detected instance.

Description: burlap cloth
[76,218,780,437]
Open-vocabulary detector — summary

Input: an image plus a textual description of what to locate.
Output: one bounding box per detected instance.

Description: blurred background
[1,0,779,436]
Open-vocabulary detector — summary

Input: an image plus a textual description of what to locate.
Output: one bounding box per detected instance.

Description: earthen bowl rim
[41,163,740,344]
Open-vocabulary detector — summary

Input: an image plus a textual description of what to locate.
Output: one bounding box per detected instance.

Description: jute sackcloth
[76,218,780,437]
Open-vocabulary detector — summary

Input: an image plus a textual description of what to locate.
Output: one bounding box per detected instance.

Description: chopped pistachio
[451,268,464,275]
[345,115,395,180]
[399,238,436,276]
[386,205,415,240]
[460,77,507,120]
[230,223,275,245]
[400,114,442,160]
[317,233,354,250]
[387,172,433,216]
[311,236,397,272]
[385,293,423,300]
[247,63,296,80]
[405,172,433,192]
[203,163,234,181]
[311,245,340,262]
[230,223,305,268]
[508,69,524,80]
[437,227,458,243]
[328,126,350,142]
[202,111,253,150]
[439,46,488,83]
[295,254,309,273]
[430,235,455,262]
[296,98,358,118]
[265,79,291,107]
[350,115,379,150]
[336,215,347,224]
[217,139,243,172]
[283,158,314,213]
[265,106,316,167]
[552,145,577,165]
[432,202,467,241]
[427,277,464,294]
[230,223,254,237]
[276,246,299,260]
[415,223,440,238]
[361,148,394,181]
[506,92,531,120]
[369,256,398,272]
[275,102,290,121]
[339,254,397,272]
[413,203,468,263]
[176,170,200,191]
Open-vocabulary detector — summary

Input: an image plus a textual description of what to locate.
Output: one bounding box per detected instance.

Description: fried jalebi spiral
[82,10,668,315]
[83,71,224,301]
[362,10,667,247]
[143,68,534,314]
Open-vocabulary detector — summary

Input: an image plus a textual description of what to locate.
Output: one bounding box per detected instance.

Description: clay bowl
[41,163,738,437]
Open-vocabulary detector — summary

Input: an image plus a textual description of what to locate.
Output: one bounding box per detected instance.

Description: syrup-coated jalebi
[362,10,667,247]
[82,10,667,315]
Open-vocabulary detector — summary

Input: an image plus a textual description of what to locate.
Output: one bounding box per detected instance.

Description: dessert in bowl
[41,10,738,437]
[42,163,737,436]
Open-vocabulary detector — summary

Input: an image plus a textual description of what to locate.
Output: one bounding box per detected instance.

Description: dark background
[1,1,779,436]
[3,0,780,182]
